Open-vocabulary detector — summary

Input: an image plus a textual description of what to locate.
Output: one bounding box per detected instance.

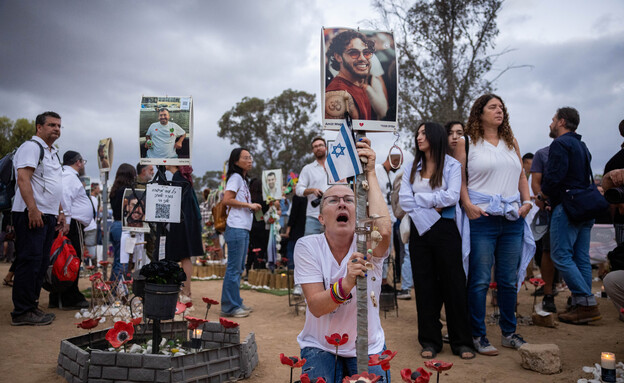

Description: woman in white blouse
[399,122,474,360]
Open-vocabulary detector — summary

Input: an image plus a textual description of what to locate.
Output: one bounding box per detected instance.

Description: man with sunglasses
[325,30,374,121]
[294,138,393,382]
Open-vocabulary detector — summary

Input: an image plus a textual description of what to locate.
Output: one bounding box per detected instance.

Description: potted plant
[139,260,186,320]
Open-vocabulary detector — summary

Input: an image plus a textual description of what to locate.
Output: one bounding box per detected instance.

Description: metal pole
[355,131,369,372]
[101,171,109,264]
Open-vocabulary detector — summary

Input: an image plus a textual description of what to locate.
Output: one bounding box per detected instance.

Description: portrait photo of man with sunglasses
[323,28,398,131]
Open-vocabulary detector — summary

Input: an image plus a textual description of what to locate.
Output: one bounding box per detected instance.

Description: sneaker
[501,333,526,349]
[473,336,499,356]
[542,294,557,313]
[558,304,601,325]
[396,289,412,300]
[531,286,544,297]
[241,304,254,313]
[293,284,303,296]
[11,310,54,326]
[34,308,56,321]
[221,307,250,318]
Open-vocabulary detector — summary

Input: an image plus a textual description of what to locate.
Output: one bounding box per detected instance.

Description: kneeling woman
[399,122,474,360]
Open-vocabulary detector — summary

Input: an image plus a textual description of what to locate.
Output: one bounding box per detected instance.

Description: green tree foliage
[373,0,512,143]
[0,116,36,156]
[218,89,321,177]
[192,170,224,194]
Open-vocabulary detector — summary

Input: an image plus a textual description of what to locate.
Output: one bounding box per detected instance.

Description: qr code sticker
[155,203,170,219]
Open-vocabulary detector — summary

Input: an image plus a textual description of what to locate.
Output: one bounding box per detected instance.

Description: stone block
[155,369,171,383]
[58,353,63,366]
[88,365,102,378]
[143,354,171,369]
[101,366,129,380]
[228,333,240,344]
[62,355,72,370]
[91,349,117,366]
[204,322,221,332]
[117,352,143,368]
[69,360,80,376]
[60,340,72,357]
[71,376,84,383]
[76,349,89,366]
[128,368,155,382]
[56,365,65,377]
[64,370,73,382]
[212,332,225,343]
[172,370,184,382]
[519,343,561,374]
[78,365,87,381]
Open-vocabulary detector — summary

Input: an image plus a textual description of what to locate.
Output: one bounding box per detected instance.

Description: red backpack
[43,233,80,293]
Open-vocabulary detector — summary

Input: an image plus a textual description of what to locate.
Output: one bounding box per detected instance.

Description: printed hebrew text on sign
[145,184,182,223]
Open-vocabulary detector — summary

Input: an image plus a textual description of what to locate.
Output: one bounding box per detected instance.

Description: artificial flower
[105,321,134,348]
[300,373,326,383]
[342,371,382,383]
[202,297,219,305]
[279,353,306,368]
[368,349,397,371]
[185,316,208,330]
[89,272,103,282]
[76,317,101,330]
[99,261,110,266]
[424,360,453,373]
[219,317,240,329]
[85,265,96,271]
[95,282,110,291]
[130,317,142,326]
[489,282,497,289]
[529,278,546,288]
[400,368,431,383]
[325,333,349,346]
[175,302,188,315]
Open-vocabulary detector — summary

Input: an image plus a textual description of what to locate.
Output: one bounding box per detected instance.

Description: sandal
[457,346,476,360]
[421,347,437,359]
[3,279,12,287]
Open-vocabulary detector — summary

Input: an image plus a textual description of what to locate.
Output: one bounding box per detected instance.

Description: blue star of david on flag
[326,124,363,183]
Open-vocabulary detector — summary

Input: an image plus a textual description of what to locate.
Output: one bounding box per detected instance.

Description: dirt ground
[1,262,622,383]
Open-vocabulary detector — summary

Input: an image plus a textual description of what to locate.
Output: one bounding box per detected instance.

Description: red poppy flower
[620,308,624,314]
[529,278,546,288]
[300,373,326,383]
[219,317,240,329]
[424,360,453,373]
[86,265,96,270]
[202,297,219,305]
[95,282,110,291]
[122,279,133,285]
[400,368,431,383]
[99,261,110,266]
[76,317,101,330]
[198,258,208,264]
[175,302,188,315]
[185,315,208,330]
[342,371,382,382]
[489,282,497,289]
[368,349,397,371]
[279,353,306,368]
[325,333,349,347]
[89,272,103,282]
[130,317,142,326]
[105,321,134,348]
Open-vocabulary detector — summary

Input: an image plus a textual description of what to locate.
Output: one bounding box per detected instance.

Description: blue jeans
[301,346,390,383]
[468,215,524,337]
[401,243,413,290]
[221,226,249,313]
[304,216,323,236]
[549,204,596,306]
[109,221,126,281]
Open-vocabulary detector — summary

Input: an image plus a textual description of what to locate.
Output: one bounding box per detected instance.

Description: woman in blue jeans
[220,148,261,318]
[454,94,534,356]
[108,163,136,282]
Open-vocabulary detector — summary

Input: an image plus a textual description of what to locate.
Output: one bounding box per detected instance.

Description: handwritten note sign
[145,184,182,223]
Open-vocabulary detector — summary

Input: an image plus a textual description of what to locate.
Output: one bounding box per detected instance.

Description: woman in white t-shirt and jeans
[220,148,262,318]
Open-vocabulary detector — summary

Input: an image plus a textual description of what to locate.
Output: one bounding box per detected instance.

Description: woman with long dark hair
[454,94,533,356]
[399,122,474,360]
[165,165,203,298]
[220,148,261,318]
[445,121,465,156]
[109,163,136,281]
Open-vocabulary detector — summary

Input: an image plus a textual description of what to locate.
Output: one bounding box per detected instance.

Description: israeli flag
[326,124,363,183]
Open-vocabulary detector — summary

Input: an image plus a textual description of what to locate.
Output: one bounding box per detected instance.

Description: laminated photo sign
[121,188,150,232]
[97,138,113,172]
[145,184,182,223]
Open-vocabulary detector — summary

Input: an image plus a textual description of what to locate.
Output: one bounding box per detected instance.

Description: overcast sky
[1,0,623,182]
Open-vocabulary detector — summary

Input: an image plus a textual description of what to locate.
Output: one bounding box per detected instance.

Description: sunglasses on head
[345,48,374,60]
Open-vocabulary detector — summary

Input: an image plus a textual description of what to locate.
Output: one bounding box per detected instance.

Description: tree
[192,170,224,194]
[0,116,36,157]
[373,0,513,144]
[218,89,321,177]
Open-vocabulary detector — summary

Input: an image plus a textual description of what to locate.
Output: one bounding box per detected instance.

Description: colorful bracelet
[330,283,345,304]
[338,278,347,298]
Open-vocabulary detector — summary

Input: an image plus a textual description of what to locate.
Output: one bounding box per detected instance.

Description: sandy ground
[1,262,622,383]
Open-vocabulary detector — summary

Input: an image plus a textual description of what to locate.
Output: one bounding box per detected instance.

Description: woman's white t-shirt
[225,173,252,231]
[467,138,521,210]
[294,234,387,357]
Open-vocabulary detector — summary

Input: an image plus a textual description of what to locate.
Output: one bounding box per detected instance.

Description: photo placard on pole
[145,184,182,223]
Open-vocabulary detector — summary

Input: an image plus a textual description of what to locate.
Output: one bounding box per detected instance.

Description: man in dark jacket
[539,107,601,325]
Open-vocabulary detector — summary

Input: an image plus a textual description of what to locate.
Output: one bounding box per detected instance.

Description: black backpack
[0,140,44,211]
[608,244,624,272]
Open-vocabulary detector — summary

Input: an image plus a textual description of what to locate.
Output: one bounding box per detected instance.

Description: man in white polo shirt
[48,150,93,310]
[296,136,331,236]
[11,111,66,326]
[144,108,186,159]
